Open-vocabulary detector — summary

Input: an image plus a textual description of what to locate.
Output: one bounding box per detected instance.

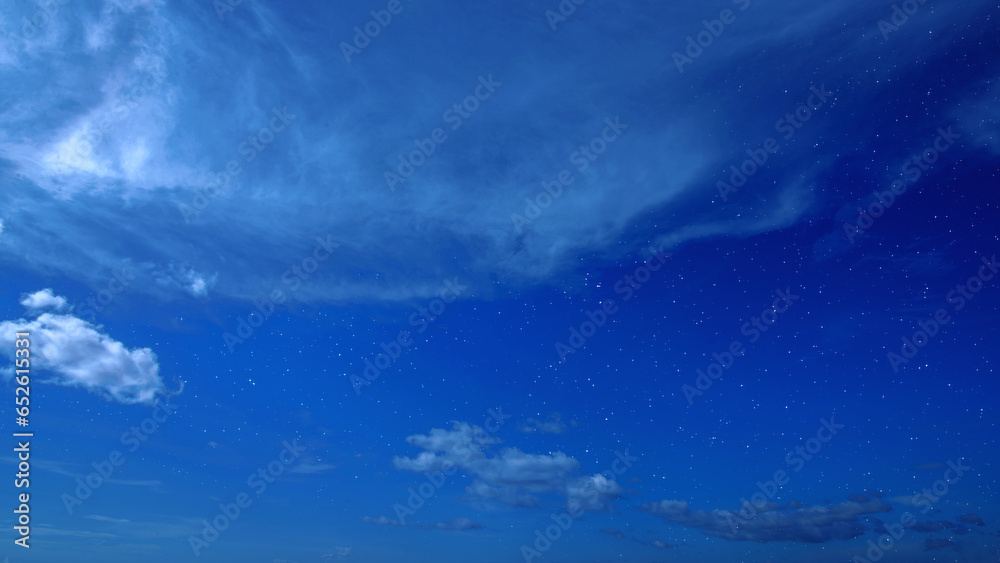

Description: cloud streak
[640,497,893,543]
[0,2,992,309]
[361,515,484,531]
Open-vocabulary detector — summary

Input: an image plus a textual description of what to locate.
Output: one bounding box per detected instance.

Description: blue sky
[1,0,999,561]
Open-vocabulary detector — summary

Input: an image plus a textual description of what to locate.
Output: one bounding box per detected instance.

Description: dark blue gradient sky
[0,1,998,562]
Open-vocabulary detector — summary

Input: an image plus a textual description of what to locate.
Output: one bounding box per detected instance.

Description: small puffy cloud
[0,292,177,405]
[433,517,484,531]
[565,474,623,512]
[19,289,69,314]
[405,422,501,453]
[151,263,215,298]
[321,547,352,561]
[472,448,579,490]
[393,422,622,512]
[924,538,958,551]
[957,513,985,526]
[518,413,569,434]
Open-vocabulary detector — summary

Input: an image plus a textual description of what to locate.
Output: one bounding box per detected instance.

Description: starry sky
[0,1,999,562]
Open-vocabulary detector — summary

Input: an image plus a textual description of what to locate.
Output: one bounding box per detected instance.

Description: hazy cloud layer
[640,497,892,543]
[1,2,993,307]
[361,516,483,531]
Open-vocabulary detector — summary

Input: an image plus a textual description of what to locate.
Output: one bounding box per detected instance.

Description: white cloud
[393,422,621,512]
[518,413,569,434]
[120,140,149,180]
[321,547,352,561]
[19,289,69,313]
[150,263,215,298]
[0,0,990,308]
[0,291,178,404]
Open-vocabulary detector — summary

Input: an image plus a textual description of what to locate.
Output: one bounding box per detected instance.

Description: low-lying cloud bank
[639,497,892,543]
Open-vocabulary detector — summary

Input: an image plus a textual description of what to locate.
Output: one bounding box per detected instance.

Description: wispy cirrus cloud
[361,515,484,531]
[1,2,992,309]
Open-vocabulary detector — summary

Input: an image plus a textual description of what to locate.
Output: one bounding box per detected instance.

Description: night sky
[1,1,999,562]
